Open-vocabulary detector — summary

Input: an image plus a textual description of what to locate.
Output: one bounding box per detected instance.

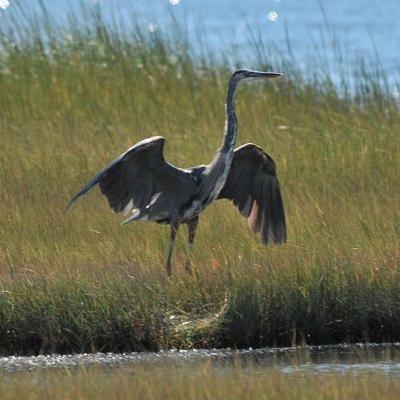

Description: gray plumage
[218,143,286,244]
[66,69,287,274]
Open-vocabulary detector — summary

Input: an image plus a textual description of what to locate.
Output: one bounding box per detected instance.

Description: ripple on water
[1,343,400,374]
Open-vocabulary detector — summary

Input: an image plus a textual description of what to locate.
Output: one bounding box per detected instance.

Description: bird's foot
[166,262,172,276]
[184,259,193,275]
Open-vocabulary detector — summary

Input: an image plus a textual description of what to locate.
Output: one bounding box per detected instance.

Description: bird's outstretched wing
[66,136,187,215]
[217,143,287,244]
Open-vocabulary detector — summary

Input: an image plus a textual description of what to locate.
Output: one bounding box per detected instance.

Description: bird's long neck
[197,77,242,204]
[197,78,240,202]
[220,79,239,156]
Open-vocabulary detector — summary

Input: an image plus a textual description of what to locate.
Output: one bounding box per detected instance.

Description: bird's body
[67,70,287,274]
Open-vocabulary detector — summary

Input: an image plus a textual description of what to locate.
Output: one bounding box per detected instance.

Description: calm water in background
[1,0,400,86]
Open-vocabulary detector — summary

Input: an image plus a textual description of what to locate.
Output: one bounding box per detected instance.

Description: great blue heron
[66,69,287,274]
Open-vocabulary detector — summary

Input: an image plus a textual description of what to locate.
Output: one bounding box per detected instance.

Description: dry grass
[1,361,400,400]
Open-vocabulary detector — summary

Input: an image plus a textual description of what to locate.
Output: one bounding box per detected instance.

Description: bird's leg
[166,223,179,276]
[185,216,199,274]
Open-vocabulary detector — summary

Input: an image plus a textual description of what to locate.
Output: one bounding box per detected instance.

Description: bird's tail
[122,209,148,225]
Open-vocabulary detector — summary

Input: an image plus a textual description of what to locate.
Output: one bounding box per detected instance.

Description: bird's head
[231,69,283,83]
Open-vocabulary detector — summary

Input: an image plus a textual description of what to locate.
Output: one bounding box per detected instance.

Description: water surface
[1,343,400,375]
[1,344,400,399]
[1,0,400,83]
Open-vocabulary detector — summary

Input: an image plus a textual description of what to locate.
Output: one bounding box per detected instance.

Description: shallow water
[1,344,400,400]
[1,343,400,376]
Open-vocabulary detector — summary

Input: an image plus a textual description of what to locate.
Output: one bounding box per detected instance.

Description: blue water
[2,0,400,84]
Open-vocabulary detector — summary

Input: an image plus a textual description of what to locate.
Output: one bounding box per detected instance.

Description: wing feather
[66,136,187,214]
[218,143,287,244]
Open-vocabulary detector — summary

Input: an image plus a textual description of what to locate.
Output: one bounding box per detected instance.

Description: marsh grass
[1,361,400,400]
[0,5,399,354]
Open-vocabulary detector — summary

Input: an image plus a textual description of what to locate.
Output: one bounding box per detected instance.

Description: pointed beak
[248,71,283,79]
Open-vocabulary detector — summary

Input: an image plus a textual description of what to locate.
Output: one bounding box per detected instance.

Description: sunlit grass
[1,361,400,400]
[0,5,399,354]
